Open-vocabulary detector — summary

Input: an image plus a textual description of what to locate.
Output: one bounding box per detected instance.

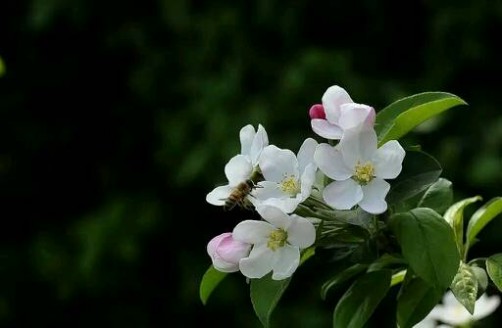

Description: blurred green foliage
[0,56,4,77]
[0,0,501,327]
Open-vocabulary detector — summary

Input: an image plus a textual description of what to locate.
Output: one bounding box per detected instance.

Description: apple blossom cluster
[206,85,405,280]
[201,85,502,328]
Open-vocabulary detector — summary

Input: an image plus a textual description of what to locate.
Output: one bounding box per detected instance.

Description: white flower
[252,138,318,213]
[429,291,500,327]
[314,128,405,214]
[206,124,268,207]
[232,205,316,280]
[310,85,375,140]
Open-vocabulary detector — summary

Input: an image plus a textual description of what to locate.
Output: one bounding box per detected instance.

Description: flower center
[279,175,301,196]
[353,161,375,185]
[267,229,288,251]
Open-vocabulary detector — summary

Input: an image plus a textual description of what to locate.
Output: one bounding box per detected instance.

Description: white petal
[239,244,275,279]
[297,138,318,173]
[256,205,291,229]
[373,140,406,179]
[338,103,376,130]
[271,245,300,280]
[206,185,233,206]
[314,143,352,180]
[323,179,363,210]
[252,181,284,200]
[259,145,298,182]
[233,220,273,244]
[260,197,301,214]
[339,128,378,168]
[225,154,253,185]
[311,119,343,140]
[321,85,353,123]
[412,317,437,328]
[300,163,317,201]
[473,293,501,320]
[240,124,255,158]
[249,124,269,165]
[359,179,390,214]
[286,215,316,248]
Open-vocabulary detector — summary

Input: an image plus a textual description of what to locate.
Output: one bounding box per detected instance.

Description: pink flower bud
[309,104,326,120]
[207,232,251,273]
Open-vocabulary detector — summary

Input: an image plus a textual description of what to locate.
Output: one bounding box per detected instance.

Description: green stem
[303,195,333,211]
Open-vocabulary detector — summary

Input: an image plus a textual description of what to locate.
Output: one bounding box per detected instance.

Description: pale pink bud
[207,232,251,273]
[309,104,326,120]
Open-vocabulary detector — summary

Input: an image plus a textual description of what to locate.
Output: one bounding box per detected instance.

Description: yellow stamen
[353,161,375,185]
[267,229,288,251]
[279,175,301,196]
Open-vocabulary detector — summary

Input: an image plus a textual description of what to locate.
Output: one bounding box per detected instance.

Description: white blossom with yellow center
[251,138,318,213]
[206,124,268,206]
[232,205,316,280]
[314,128,405,214]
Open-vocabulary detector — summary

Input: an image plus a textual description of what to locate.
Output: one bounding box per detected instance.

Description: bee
[224,179,260,211]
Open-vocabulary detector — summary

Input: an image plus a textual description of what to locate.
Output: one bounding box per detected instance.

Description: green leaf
[417,178,453,215]
[443,196,482,258]
[250,274,291,328]
[486,254,502,292]
[391,270,407,287]
[467,197,502,248]
[333,270,391,328]
[450,262,478,314]
[320,264,367,300]
[375,92,467,145]
[386,151,442,207]
[390,208,460,288]
[368,253,406,272]
[397,275,444,328]
[199,266,228,305]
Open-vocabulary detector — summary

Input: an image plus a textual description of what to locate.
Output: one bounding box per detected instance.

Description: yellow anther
[267,229,288,251]
[353,161,375,185]
[279,175,300,196]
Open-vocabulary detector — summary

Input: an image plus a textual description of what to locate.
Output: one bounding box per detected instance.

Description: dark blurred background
[1,0,501,327]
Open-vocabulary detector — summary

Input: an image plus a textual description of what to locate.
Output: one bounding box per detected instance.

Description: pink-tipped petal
[207,233,251,272]
[338,103,376,131]
[309,104,326,119]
